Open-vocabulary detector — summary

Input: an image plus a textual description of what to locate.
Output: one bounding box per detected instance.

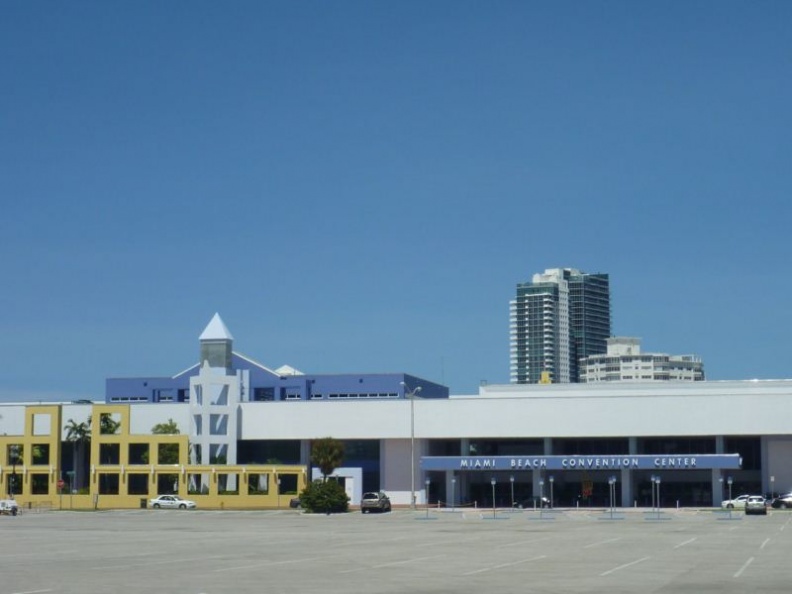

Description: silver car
[744,495,767,515]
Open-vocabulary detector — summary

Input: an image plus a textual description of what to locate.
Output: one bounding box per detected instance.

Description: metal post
[491,477,496,519]
[655,478,661,519]
[451,476,456,512]
[401,382,422,510]
[425,478,430,519]
[539,479,544,509]
[650,475,656,510]
[608,477,615,519]
[509,475,515,509]
[727,476,733,519]
[549,476,554,509]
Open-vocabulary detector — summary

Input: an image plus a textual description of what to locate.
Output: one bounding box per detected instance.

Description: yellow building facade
[1,404,306,511]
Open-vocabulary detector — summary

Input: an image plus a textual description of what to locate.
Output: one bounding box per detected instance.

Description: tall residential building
[580,337,704,383]
[510,268,611,384]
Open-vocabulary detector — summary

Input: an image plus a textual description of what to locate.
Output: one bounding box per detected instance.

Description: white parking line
[11,590,53,594]
[674,537,697,549]
[495,536,554,549]
[600,556,651,576]
[760,538,770,549]
[734,557,754,578]
[215,555,336,573]
[338,554,445,574]
[463,555,546,575]
[584,537,622,549]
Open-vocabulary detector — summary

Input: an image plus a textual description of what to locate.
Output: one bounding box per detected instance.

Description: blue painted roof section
[106,353,448,403]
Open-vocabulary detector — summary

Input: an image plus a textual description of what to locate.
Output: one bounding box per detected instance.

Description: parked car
[771,493,792,509]
[744,495,767,515]
[721,494,751,509]
[0,499,19,516]
[149,495,196,509]
[360,491,391,513]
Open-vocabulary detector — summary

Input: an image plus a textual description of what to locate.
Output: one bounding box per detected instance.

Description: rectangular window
[129,443,150,465]
[99,443,120,465]
[278,473,299,495]
[127,473,149,495]
[247,473,269,495]
[210,414,228,436]
[158,443,180,465]
[188,473,210,496]
[31,473,49,495]
[218,473,239,495]
[32,444,50,465]
[156,473,180,495]
[98,473,120,495]
[32,413,52,436]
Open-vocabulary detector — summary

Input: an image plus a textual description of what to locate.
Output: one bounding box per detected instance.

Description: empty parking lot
[2,507,791,594]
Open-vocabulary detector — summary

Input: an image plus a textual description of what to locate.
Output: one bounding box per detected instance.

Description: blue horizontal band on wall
[421,454,741,471]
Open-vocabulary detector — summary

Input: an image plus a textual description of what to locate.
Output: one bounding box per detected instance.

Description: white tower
[189,313,248,492]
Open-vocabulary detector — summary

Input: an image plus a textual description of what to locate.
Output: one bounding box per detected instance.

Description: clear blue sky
[2,1,791,401]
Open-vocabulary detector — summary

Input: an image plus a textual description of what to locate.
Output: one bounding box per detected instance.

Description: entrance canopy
[421,454,741,472]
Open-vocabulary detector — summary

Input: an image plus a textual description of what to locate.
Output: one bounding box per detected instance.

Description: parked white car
[149,495,196,509]
[721,494,751,509]
[0,499,19,516]
[744,495,768,515]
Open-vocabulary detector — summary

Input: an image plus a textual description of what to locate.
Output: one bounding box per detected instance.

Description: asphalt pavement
[1,507,790,593]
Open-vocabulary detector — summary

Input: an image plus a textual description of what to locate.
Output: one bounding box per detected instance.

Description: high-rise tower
[510,268,611,384]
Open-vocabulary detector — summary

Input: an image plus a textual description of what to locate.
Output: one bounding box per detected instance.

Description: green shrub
[299,480,349,514]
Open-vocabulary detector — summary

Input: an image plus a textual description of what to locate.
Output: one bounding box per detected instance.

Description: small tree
[152,419,180,435]
[311,437,345,481]
[152,419,180,464]
[299,480,349,514]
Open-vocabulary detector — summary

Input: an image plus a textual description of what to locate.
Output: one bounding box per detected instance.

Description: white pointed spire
[199,313,234,341]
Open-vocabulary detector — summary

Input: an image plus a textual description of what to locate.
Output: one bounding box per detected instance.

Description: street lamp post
[539,479,544,510]
[655,478,661,519]
[400,382,422,509]
[491,477,497,519]
[509,475,515,509]
[425,478,431,519]
[549,476,555,509]
[608,476,616,519]
[451,476,456,512]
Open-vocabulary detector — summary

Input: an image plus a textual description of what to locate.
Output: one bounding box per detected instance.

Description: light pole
[425,478,431,519]
[509,475,515,509]
[400,382,422,509]
[549,476,554,509]
[491,477,497,519]
[655,477,661,518]
[539,479,544,509]
[451,476,456,511]
[608,476,616,519]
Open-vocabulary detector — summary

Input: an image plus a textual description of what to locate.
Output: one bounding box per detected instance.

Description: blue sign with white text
[420,454,741,472]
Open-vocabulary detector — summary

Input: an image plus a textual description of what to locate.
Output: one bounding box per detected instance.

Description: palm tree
[311,437,345,481]
[89,414,121,435]
[64,419,90,490]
